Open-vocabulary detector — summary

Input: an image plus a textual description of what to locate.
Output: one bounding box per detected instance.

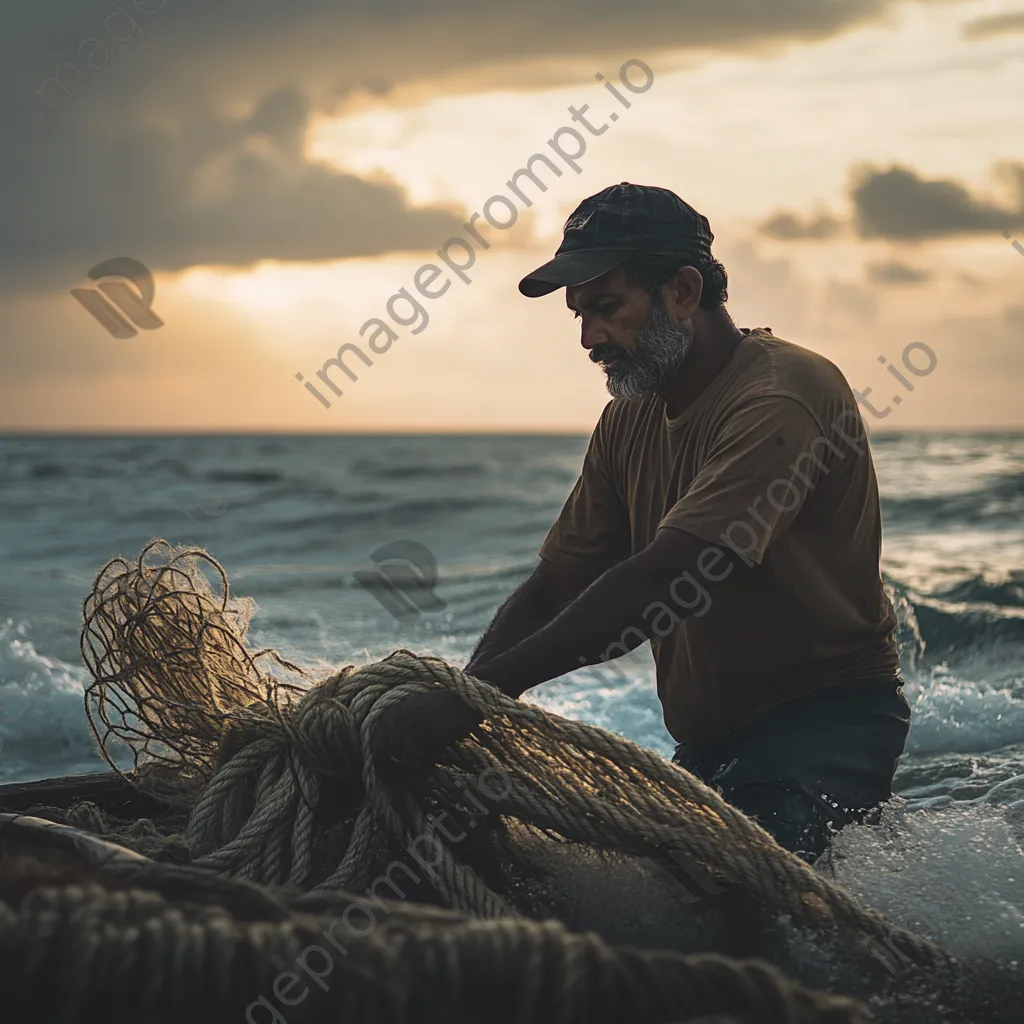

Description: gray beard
[600,299,695,401]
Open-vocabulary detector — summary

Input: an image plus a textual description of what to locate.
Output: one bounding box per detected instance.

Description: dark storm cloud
[0,0,957,290]
[851,164,1022,240]
[962,11,1024,40]
[763,163,1024,245]
[759,211,843,240]
[1,0,949,110]
[1003,304,1024,331]
[866,260,933,285]
[4,85,466,293]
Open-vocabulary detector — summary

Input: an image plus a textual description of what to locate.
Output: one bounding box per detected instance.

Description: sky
[1,0,1023,432]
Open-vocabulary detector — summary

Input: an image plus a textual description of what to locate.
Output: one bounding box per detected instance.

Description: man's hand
[371,688,483,779]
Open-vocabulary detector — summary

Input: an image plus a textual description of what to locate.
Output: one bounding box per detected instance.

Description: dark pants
[672,677,911,863]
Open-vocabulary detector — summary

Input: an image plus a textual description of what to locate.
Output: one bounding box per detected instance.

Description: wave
[882,472,1024,528]
[902,671,1024,757]
[348,459,487,481]
[933,573,1024,608]
[0,619,110,785]
[914,602,1024,667]
[888,576,1024,670]
[829,800,1024,960]
[206,469,284,484]
[28,463,68,479]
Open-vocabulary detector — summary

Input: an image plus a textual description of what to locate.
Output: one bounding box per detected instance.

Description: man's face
[566,265,695,401]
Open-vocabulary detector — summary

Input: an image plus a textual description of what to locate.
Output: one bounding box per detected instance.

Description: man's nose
[579,319,605,350]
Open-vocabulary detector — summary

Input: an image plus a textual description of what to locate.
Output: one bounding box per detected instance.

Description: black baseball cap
[518,182,714,298]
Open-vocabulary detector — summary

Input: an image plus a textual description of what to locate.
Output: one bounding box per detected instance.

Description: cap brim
[518,248,634,298]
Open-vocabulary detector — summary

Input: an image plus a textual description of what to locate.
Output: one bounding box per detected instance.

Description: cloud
[866,260,933,285]
[935,306,1024,378]
[718,240,812,337]
[759,210,843,240]
[762,163,1024,246]
[851,164,1022,240]
[822,280,878,325]
[3,1,945,111]
[1,85,468,295]
[1003,304,1024,332]
[962,11,1024,40]
[0,0,962,291]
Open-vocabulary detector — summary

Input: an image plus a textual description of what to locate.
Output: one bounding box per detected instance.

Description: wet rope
[79,541,956,972]
[0,877,871,1024]
[186,652,957,969]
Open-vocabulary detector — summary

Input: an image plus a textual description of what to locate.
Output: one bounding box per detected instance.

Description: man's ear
[662,266,703,321]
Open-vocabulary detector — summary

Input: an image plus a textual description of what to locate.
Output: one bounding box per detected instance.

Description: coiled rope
[78,540,955,972]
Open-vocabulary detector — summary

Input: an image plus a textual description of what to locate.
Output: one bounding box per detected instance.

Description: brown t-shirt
[539,329,899,747]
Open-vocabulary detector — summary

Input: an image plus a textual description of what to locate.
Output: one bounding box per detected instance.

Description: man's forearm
[467,563,585,670]
[476,558,662,696]
[475,531,731,698]
[467,578,550,668]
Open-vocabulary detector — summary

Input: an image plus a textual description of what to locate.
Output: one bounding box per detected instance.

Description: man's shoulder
[591,330,857,443]
[730,330,856,429]
[742,330,850,391]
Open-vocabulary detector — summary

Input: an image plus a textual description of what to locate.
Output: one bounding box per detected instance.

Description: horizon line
[1,425,1023,438]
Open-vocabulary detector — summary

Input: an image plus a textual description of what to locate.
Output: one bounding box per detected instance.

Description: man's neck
[658,313,746,419]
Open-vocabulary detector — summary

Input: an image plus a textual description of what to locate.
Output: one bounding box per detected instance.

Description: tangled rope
[79,541,955,973]
[81,540,309,794]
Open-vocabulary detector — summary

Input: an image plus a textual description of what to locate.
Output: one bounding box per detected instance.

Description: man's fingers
[370,704,410,775]
[370,691,482,778]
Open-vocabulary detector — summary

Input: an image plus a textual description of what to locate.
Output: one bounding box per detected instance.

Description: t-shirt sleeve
[538,412,632,580]
[659,395,827,565]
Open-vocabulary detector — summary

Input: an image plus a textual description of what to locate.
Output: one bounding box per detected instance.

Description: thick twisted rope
[188,652,959,971]
[184,657,511,916]
[80,542,956,973]
[0,878,871,1024]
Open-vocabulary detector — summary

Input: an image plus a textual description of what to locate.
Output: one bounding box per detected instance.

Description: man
[374,182,911,862]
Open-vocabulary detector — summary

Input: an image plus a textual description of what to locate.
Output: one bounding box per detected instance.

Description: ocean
[1,432,1022,962]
